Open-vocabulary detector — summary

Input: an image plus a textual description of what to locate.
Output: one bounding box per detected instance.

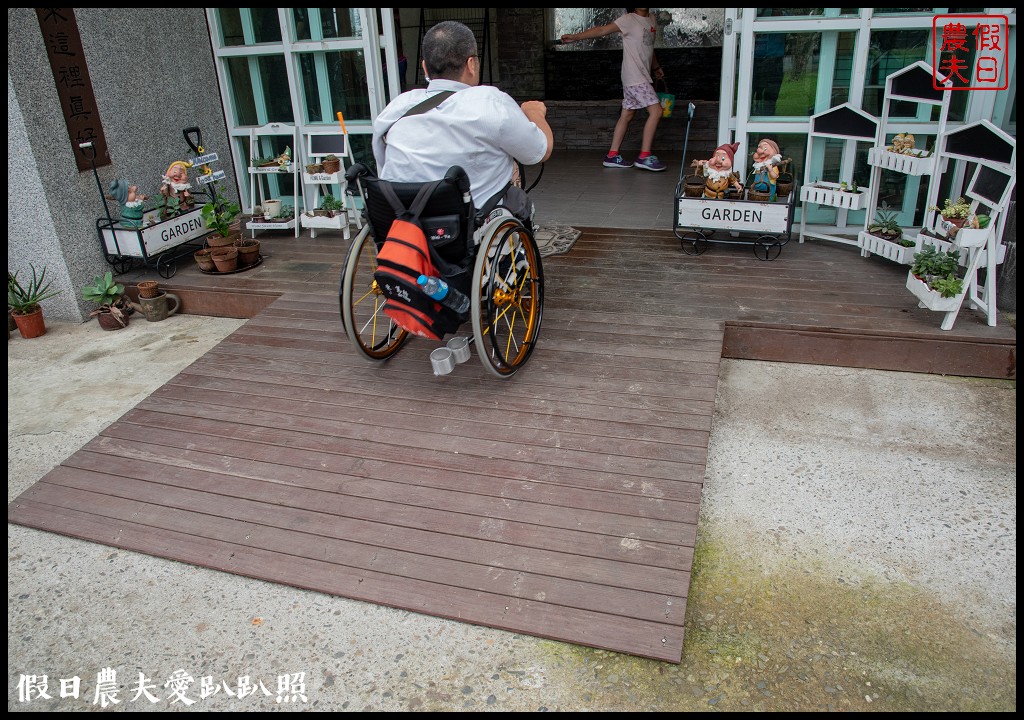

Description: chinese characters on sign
[35,8,110,171]
[16,669,308,706]
[933,14,1009,90]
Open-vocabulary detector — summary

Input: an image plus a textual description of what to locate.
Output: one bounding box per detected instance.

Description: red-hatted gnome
[693,142,743,199]
[749,138,783,202]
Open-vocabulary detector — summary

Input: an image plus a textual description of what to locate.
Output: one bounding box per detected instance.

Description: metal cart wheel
[680,230,710,256]
[157,253,177,279]
[753,235,783,261]
[340,225,410,361]
[471,214,544,378]
[106,255,134,275]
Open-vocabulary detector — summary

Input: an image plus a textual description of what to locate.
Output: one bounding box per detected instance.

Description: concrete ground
[8,316,1016,712]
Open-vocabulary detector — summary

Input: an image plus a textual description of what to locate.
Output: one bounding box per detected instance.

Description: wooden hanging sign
[36,8,110,171]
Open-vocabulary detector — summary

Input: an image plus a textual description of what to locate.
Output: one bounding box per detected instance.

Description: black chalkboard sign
[970,165,1013,206]
[308,133,348,157]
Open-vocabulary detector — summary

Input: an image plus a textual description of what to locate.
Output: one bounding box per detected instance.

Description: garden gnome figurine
[159,160,194,219]
[750,138,782,202]
[108,179,148,228]
[694,142,743,199]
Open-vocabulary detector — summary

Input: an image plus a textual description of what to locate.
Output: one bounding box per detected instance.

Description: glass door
[205,8,400,212]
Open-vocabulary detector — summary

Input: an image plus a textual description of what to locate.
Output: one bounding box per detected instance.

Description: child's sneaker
[603,154,631,168]
[633,155,667,172]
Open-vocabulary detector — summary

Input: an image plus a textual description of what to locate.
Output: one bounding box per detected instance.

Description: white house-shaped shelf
[866,61,952,176]
[911,120,1016,331]
[801,103,878,214]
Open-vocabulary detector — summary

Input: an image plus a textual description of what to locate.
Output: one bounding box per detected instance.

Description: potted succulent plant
[9,264,63,339]
[928,197,972,228]
[868,203,904,244]
[81,271,131,330]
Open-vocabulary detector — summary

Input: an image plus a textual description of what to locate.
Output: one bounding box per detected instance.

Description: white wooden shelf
[300,213,347,230]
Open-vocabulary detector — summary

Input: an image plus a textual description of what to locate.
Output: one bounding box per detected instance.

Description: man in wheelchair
[341,21,552,377]
[371,20,553,231]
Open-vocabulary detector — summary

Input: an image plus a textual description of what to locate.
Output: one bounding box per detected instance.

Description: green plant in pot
[868,203,904,243]
[81,271,130,330]
[318,194,345,217]
[201,185,242,248]
[911,244,964,297]
[928,197,972,226]
[9,264,63,339]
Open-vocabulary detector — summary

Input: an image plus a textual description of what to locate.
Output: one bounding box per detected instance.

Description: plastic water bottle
[417,275,471,314]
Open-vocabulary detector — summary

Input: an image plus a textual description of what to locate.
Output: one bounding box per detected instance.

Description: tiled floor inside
[530,149,687,232]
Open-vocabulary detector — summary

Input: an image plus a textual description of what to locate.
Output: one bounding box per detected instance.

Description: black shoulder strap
[384,91,455,144]
[378,180,442,222]
[401,90,454,119]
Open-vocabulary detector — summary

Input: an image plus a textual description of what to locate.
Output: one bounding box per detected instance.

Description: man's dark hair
[422,21,477,81]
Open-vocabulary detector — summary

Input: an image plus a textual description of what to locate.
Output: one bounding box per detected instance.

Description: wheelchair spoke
[341,228,409,361]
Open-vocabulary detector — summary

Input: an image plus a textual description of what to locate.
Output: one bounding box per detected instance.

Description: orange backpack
[373,181,464,340]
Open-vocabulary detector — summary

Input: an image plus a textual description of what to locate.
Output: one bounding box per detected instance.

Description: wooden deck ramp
[8,226,1015,662]
[9,239,722,662]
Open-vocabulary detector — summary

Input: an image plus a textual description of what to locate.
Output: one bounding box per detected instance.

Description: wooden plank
[9,498,684,662]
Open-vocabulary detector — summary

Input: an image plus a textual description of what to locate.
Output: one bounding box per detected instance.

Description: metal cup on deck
[446,336,471,363]
[430,348,455,375]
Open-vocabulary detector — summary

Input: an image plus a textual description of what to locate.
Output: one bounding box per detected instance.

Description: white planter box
[858,231,919,265]
[906,272,965,312]
[300,212,347,229]
[933,222,990,249]
[915,234,1005,267]
[867,147,935,176]
[800,182,870,210]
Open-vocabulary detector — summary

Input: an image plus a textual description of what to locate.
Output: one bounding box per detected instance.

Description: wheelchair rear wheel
[340,226,410,360]
[471,216,544,377]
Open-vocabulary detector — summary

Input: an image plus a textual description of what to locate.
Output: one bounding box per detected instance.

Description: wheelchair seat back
[347,164,476,279]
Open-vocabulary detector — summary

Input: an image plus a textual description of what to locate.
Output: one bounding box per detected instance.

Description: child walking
[560,8,667,172]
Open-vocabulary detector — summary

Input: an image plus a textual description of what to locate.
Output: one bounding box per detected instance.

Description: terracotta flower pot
[137,280,160,299]
[13,307,46,339]
[206,233,237,248]
[211,247,239,273]
[321,159,341,174]
[234,238,260,267]
[96,309,130,330]
[194,248,217,272]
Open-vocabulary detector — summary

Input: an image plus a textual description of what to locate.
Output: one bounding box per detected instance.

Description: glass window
[293,8,361,41]
[296,49,371,124]
[250,8,282,43]
[862,30,930,117]
[554,8,724,49]
[227,57,258,127]
[218,9,245,46]
[258,55,295,124]
[751,33,822,118]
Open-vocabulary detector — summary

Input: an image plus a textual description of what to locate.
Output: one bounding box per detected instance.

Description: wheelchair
[340,163,545,378]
